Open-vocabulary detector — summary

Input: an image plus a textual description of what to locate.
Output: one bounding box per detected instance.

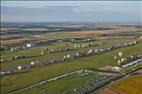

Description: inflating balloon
[118,52,123,57]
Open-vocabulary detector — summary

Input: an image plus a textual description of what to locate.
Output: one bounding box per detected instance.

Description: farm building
[26,43,35,48]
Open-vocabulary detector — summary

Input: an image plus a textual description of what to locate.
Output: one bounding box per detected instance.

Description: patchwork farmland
[0,24,142,94]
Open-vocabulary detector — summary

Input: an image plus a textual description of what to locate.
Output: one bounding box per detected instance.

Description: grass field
[1,5,142,93]
[1,38,135,69]
[1,26,142,94]
[1,36,142,94]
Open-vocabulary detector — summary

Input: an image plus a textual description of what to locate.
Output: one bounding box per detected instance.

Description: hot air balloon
[31,61,35,65]
[118,52,123,57]
[113,55,117,60]
[18,66,22,70]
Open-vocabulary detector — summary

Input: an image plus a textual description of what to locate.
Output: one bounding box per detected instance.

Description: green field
[1,35,142,94]
[1,2,142,93]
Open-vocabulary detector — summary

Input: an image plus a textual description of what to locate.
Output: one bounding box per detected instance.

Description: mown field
[1,36,142,94]
[111,74,142,94]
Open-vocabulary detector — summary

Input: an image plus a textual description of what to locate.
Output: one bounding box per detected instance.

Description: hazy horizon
[1,1,142,24]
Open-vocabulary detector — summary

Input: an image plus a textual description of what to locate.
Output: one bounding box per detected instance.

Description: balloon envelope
[31,61,35,65]
[118,52,123,57]
[18,66,22,70]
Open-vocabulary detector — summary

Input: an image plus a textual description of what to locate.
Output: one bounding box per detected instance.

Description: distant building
[26,43,35,48]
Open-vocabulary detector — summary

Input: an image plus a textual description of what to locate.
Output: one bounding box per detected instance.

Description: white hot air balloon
[78,45,81,48]
[64,55,66,59]
[67,54,70,58]
[74,44,77,48]
[18,66,22,70]
[118,52,123,57]
[133,41,137,44]
[1,59,4,62]
[41,52,44,55]
[31,61,35,65]
[113,56,117,60]
[121,58,125,62]
[117,60,122,65]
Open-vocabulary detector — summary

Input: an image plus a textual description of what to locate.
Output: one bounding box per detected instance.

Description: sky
[1,1,142,23]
